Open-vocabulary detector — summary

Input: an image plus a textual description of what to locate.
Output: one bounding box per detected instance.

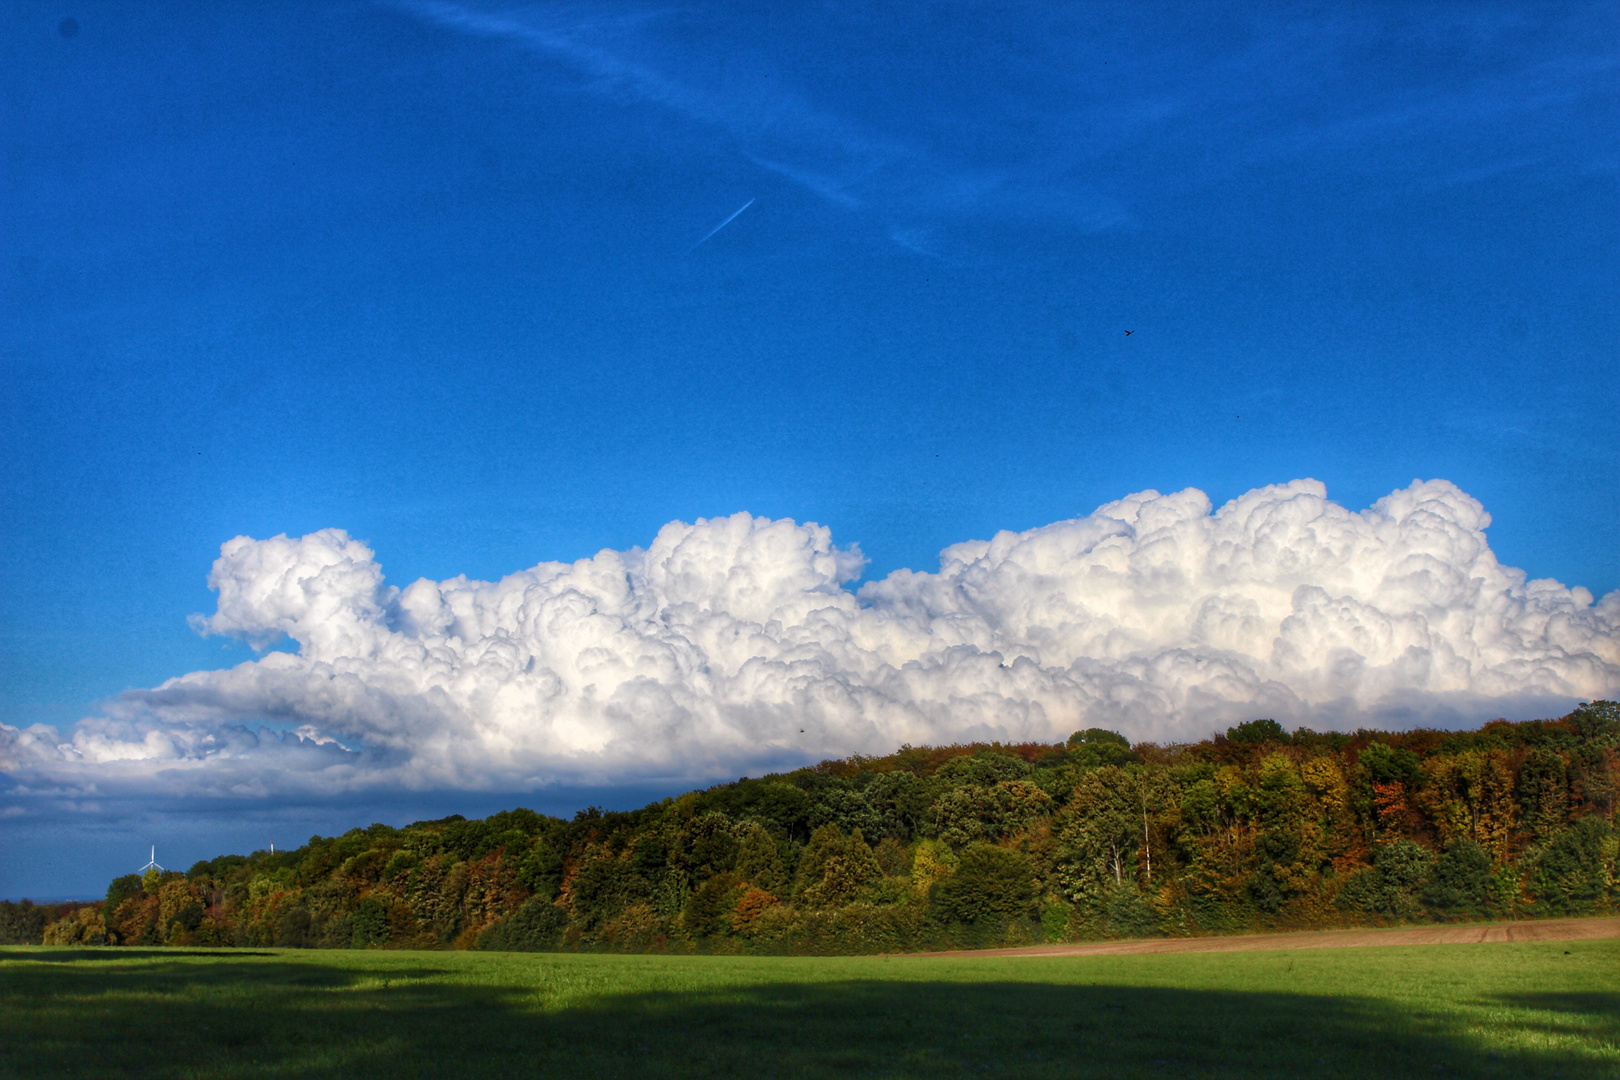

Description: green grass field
[2,940,1616,1079]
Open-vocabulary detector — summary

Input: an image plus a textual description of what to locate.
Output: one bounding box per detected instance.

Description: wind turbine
[139,846,163,873]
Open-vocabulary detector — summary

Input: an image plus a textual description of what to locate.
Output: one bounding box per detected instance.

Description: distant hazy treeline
[0,901,90,947]
[24,703,1620,953]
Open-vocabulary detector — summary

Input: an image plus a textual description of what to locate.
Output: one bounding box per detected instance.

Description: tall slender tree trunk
[1142,794,1152,885]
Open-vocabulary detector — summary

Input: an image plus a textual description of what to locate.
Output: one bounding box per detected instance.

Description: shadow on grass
[1492,992,1620,1046]
[0,948,279,964]
[1497,992,1620,1015]
[0,954,1613,1080]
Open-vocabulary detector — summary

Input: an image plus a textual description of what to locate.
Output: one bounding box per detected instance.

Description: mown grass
[1,940,1616,1079]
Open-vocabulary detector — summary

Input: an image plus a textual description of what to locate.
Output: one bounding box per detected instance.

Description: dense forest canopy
[14,703,1618,953]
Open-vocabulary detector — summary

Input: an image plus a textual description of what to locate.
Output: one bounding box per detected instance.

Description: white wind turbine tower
[139,846,163,873]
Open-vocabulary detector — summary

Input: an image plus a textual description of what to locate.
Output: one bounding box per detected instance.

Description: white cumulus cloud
[3,479,1616,799]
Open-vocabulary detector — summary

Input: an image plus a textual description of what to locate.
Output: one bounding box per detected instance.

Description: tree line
[30,702,1620,953]
[0,901,88,946]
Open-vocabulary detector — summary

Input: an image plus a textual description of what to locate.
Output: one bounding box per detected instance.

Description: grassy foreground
[1,940,1616,1079]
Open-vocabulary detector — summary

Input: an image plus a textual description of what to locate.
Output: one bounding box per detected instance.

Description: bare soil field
[925,916,1620,958]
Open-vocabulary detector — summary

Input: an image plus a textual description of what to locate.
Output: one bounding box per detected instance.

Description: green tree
[0,901,54,945]
[478,894,567,951]
[807,786,884,839]
[1057,766,1139,901]
[682,872,744,938]
[1357,741,1423,786]
[1227,719,1288,744]
[349,898,387,947]
[862,770,933,840]
[735,825,788,895]
[568,845,637,934]
[1100,883,1160,938]
[515,840,565,898]
[1566,700,1619,743]
[1531,818,1616,915]
[794,825,882,909]
[1067,729,1137,769]
[934,751,1032,787]
[1517,747,1570,841]
[933,843,1035,925]
[1421,840,1495,917]
[929,780,1052,847]
[104,874,143,915]
[278,905,314,948]
[1069,728,1130,749]
[1247,828,1303,914]
[1339,840,1433,919]
[677,812,741,880]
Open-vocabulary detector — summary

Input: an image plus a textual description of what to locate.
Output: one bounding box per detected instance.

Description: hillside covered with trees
[26,703,1620,953]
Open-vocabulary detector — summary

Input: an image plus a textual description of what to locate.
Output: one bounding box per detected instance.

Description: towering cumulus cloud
[4,479,1617,798]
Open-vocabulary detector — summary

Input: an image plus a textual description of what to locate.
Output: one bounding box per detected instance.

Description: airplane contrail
[689,198,755,250]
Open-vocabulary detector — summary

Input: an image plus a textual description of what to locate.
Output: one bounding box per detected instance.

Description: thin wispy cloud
[398,1,903,196]
[1115,8,1620,186]
[394,0,1130,245]
[395,2,1615,255]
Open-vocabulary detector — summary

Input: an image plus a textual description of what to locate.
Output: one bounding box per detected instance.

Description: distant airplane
[1125,330,1133,335]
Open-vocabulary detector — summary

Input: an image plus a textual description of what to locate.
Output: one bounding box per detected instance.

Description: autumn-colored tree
[794,825,883,908]
[1419,750,1517,861]
[909,839,958,895]
[42,906,110,946]
[158,879,204,939]
[1301,756,1364,869]
[1358,741,1422,843]
[460,850,524,932]
[1371,782,1411,838]
[107,893,160,945]
[730,887,779,934]
[64,705,1620,957]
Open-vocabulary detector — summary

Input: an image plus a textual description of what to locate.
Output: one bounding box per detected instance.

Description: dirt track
[918,916,1620,958]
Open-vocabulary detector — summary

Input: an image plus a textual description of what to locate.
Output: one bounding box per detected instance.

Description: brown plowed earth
[910,916,1620,958]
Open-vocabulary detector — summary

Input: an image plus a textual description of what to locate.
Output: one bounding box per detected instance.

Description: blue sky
[2,1,1617,897]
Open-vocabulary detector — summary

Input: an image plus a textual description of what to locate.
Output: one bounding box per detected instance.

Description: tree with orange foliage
[730,886,779,934]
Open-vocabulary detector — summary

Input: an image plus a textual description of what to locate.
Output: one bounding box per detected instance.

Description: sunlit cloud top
[5,479,1615,803]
